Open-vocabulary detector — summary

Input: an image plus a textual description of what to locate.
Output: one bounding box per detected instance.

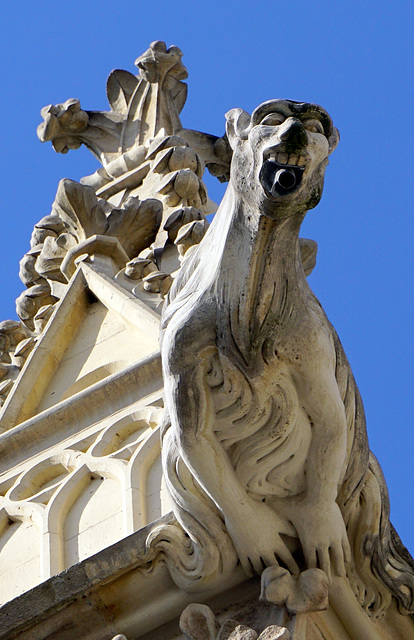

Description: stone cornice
[0,350,162,476]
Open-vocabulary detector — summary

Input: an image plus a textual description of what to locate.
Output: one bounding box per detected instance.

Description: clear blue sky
[1,2,413,555]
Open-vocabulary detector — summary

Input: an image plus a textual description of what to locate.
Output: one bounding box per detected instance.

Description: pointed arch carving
[90,405,163,458]
[0,404,165,584]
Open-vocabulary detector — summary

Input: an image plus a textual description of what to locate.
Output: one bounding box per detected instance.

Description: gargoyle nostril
[279,119,308,148]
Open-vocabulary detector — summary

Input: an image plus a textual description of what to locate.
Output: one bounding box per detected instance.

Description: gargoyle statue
[148,99,414,617]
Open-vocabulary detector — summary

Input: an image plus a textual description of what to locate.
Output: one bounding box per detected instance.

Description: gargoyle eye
[260,113,286,126]
[302,118,325,135]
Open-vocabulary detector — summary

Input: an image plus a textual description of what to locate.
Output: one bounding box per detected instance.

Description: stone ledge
[0,514,172,640]
[0,512,246,640]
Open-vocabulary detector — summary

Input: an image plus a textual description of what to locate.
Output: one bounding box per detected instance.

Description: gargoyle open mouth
[260,151,306,197]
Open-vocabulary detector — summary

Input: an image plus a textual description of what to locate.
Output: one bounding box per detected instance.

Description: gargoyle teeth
[266,152,307,167]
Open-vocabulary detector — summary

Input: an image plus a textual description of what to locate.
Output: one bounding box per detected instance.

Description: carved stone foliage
[0,182,160,407]
[37,99,89,154]
[1,43,230,411]
[0,320,32,408]
[14,139,211,331]
[144,98,414,620]
[32,41,226,314]
[37,40,188,166]
[37,41,230,188]
[19,178,163,290]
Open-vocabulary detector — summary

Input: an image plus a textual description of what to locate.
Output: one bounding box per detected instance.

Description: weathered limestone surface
[150,96,414,617]
[0,42,413,640]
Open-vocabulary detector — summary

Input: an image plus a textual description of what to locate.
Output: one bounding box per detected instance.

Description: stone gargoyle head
[225,99,339,218]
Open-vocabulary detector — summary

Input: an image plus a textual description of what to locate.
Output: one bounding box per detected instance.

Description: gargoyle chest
[207,345,311,499]
[208,296,337,499]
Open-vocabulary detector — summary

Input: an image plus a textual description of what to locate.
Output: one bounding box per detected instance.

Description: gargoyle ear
[225,108,251,149]
[328,126,340,154]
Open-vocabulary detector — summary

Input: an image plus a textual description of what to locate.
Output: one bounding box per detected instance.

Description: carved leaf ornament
[1,43,218,407]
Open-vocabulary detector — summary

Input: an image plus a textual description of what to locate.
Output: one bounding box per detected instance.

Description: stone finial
[37,41,188,166]
[37,42,231,187]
